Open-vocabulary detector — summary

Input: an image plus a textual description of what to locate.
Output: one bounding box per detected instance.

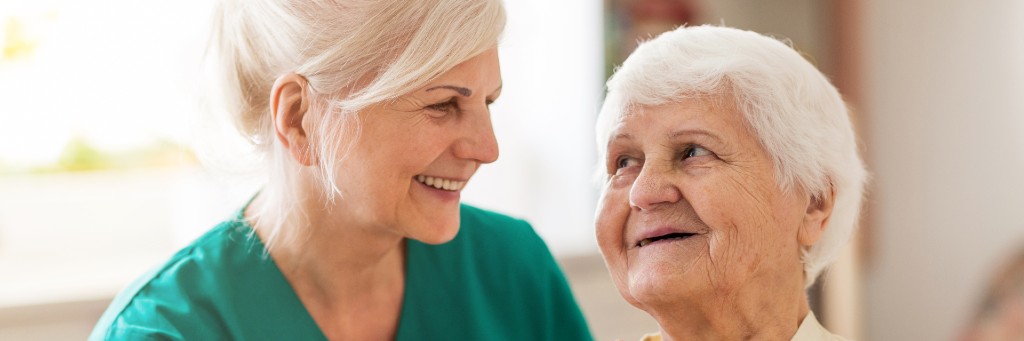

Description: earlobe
[270,73,315,166]
[798,186,836,247]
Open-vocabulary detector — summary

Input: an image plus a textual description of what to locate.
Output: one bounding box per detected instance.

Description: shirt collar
[791,311,847,341]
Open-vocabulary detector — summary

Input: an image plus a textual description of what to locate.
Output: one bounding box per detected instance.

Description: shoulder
[457,203,546,251]
[89,219,251,340]
[402,204,593,339]
[454,204,559,269]
[459,203,531,232]
[459,204,593,337]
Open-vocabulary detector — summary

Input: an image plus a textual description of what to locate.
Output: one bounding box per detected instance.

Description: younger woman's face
[330,48,502,244]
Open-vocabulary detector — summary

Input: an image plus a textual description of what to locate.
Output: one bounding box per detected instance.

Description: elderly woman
[90,1,592,340]
[595,25,867,340]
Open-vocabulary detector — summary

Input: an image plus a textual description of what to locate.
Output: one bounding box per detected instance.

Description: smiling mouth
[415,175,466,192]
[636,233,696,247]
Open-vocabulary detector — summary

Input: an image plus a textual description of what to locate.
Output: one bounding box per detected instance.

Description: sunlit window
[0,0,252,309]
[0,0,603,314]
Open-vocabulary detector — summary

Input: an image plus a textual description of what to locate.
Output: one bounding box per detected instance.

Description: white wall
[862,1,1024,340]
[701,0,831,73]
[460,0,604,256]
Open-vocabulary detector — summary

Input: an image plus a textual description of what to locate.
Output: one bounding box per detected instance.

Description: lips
[636,232,697,247]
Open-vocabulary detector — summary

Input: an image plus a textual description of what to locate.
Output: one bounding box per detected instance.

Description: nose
[628,163,682,210]
[452,110,499,164]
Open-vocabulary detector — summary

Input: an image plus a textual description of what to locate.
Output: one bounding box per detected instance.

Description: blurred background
[1,0,1023,340]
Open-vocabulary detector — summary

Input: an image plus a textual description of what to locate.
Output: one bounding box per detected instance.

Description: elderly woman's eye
[684,146,712,159]
[616,156,639,169]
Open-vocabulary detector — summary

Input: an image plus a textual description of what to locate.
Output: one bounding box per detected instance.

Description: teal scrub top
[89,204,593,340]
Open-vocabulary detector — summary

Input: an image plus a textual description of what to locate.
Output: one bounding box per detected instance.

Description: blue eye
[684,146,711,159]
[616,156,639,169]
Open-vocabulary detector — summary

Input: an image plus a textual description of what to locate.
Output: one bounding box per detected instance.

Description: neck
[246,190,406,308]
[652,280,810,340]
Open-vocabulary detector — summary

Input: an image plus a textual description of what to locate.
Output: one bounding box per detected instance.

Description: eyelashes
[615,155,639,169]
[610,145,715,173]
[424,98,496,118]
[684,146,711,158]
[425,99,459,118]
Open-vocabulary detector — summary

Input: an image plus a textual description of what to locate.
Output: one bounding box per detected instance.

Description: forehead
[426,48,501,86]
[611,94,742,136]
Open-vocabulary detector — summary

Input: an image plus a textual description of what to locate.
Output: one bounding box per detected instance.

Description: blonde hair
[205,0,506,249]
[596,25,868,288]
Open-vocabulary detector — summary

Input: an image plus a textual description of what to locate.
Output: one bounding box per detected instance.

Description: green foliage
[0,137,197,175]
[55,137,110,172]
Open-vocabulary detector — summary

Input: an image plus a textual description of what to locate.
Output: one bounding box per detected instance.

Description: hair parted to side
[595,25,868,288]
[204,0,506,250]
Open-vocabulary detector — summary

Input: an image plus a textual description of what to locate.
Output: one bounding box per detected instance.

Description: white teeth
[415,175,465,192]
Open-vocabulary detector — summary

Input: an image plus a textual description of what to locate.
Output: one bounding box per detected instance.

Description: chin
[628,266,699,308]
[410,216,461,245]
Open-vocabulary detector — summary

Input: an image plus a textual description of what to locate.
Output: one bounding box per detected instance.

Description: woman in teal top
[91,0,592,339]
[91,204,589,340]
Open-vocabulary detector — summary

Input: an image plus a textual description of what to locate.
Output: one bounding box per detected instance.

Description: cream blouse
[639,312,850,341]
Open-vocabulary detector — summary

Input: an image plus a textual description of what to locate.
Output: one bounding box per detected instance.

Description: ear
[798,185,836,247]
[270,73,315,166]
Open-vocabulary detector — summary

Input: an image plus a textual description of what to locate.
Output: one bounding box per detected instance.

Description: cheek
[595,184,633,290]
[406,130,446,154]
[368,132,447,196]
[687,174,787,286]
[595,185,629,259]
[700,175,811,286]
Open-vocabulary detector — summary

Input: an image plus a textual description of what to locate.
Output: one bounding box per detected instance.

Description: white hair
[596,25,868,288]
[203,0,506,249]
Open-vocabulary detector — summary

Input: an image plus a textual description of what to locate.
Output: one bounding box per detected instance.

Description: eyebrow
[610,132,634,142]
[426,85,472,97]
[609,129,723,144]
[425,84,504,99]
[668,129,723,143]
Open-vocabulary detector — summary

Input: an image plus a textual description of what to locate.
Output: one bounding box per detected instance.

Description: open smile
[635,232,697,248]
[414,175,467,192]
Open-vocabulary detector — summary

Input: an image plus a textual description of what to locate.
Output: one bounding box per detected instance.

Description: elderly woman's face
[333,48,501,244]
[596,95,817,312]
